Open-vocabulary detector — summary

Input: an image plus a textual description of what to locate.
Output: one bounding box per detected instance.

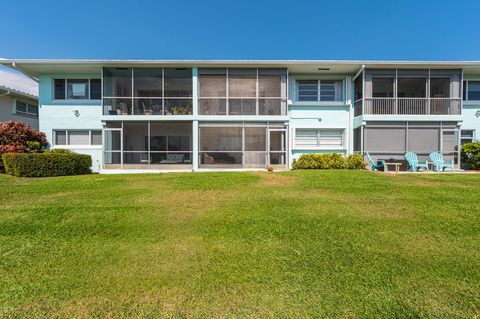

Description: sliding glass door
[199,122,287,169]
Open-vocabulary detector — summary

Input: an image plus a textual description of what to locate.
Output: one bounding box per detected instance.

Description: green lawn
[1,171,479,318]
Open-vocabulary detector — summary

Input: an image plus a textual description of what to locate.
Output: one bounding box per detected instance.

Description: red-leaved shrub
[0,121,48,170]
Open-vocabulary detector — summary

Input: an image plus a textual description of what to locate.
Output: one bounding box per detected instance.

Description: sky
[1,0,480,61]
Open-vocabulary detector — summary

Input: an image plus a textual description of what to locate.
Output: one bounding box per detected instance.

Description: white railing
[361,98,461,115]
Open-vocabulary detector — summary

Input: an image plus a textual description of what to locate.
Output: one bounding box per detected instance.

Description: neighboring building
[0,60,479,172]
[0,65,38,129]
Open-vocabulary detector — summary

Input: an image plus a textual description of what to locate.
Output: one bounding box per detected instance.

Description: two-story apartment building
[1,60,479,172]
[0,66,39,129]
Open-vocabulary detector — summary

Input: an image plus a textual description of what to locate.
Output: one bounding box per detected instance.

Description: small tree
[0,121,48,170]
[461,142,480,170]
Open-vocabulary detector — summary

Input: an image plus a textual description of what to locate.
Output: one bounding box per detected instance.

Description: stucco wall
[289,106,351,164]
[39,104,103,172]
[462,104,480,141]
[0,94,39,129]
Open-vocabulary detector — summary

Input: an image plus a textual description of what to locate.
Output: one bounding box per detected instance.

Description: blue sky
[1,0,479,60]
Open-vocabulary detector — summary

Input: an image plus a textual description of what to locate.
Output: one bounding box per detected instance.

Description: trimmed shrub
[292,153,367,170]
[345,154,367,170]
[461,142,480,170]
[2,153,92,177]
[0,121,47,170]
[45,148,73,154]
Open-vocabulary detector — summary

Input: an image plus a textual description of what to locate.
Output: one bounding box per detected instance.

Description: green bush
[2,152,92,177]
[461,142,480,170]
[292,153,367,170]
[44,148,73,154]
[345,154,367,169]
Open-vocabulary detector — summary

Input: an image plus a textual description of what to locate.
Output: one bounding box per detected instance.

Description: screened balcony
[198,68,287,116]
[354,69,462,116]
[103,68,193,115]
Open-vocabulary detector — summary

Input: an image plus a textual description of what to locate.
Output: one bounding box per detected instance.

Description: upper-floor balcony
[354,97,462,116]
[354,68,462,118]
[102,67,287,116]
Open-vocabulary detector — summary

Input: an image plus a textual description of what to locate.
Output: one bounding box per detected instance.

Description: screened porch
[103,121,192,170]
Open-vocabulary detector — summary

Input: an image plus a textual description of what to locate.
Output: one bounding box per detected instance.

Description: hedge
[461,142,480,170]
[2,152,92,177]
[292,153,367,170]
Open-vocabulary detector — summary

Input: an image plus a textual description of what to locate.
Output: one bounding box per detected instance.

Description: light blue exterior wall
[38,73,103,171]
[462,104,480,141]
[287,74,353,165]
[35,64,480,172]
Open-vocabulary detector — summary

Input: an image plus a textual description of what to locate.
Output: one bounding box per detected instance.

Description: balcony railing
[357,98,461,116]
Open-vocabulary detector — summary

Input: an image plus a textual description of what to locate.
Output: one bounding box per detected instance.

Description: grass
[0,170,479,318]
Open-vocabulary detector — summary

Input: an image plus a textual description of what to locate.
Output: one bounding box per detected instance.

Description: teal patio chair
[429,152,455,172]
[404,152,429,172]
[365,152,385,171]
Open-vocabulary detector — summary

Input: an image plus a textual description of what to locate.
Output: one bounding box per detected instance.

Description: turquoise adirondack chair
[429,152,455,172]
[365,152,385,171]
[404,152,429,172]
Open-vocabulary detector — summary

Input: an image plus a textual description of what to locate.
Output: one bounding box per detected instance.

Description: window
[67,79,89,99]
[90,79,101,100]
[295,129,343,149]
[461,130,475,145]
[53,130,102,146]
[15,100,38,116]
[68,130,89,145]
[463,81,480,101]
[297,80,343,102]
[91,130,103,145]
[54,79,101,100]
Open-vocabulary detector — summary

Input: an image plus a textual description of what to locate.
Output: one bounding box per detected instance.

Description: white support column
[192,67,198,116]
[192,68,199,171]
[346,76,353,154]
[192,120,199,171]
[457,125,462,169]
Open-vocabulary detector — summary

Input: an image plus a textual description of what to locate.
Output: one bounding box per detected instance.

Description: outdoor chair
[405,152,429,172]
[429,152,455,172]
[366,152,385,171]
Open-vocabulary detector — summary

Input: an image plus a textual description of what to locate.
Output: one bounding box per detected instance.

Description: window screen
[16,101,27,113]
[91,130,103,145]
[68,131,90,145]
[55,130,67,145]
